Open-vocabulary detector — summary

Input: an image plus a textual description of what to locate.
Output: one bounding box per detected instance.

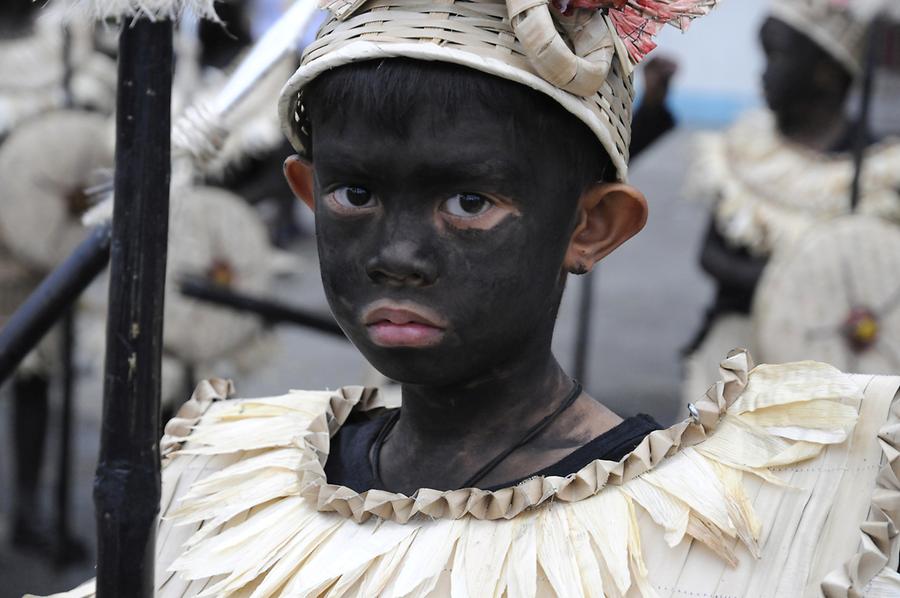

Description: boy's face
[305,99,581,386]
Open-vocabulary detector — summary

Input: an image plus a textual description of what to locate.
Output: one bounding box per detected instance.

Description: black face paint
[759,17,849,128]
[309,100,581,387]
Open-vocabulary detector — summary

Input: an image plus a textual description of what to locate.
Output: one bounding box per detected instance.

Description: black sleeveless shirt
[324,411,660,493]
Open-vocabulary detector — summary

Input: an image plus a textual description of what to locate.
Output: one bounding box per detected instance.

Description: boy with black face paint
[290,59,659,495]
[46,0,900,596]
[681,0,900,407]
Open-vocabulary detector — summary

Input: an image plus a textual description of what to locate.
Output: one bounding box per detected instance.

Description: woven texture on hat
[281,0,634,179]
[278,0,722,182]
[770,0,866,75]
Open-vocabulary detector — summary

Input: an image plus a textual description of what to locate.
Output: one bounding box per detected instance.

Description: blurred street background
[2,0,900,596]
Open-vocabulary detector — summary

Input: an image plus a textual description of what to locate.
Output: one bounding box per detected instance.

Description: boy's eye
[331,186,376,209]
[442,193,492,218]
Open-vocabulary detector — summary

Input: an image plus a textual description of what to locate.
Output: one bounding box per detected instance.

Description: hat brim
[277,40,632,182]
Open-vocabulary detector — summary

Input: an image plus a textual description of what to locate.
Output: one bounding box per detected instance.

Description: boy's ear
[564,182,648,275]
[284,154,316,212]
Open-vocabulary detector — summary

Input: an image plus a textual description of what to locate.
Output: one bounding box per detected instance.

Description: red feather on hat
[553,0,720,63]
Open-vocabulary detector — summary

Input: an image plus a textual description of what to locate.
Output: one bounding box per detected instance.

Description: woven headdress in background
[769,0,867,76]
[845,0,900,21]
[279,0,721,181]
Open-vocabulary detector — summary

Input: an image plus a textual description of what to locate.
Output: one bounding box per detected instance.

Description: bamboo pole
[54,308,86,564]
[93,18,173,597]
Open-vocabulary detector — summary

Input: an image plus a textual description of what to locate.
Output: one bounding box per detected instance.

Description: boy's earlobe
[284,155,316,212]
[564,182,648,275]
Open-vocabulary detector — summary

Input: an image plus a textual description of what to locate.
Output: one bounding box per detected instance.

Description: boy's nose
[365,240,437,288]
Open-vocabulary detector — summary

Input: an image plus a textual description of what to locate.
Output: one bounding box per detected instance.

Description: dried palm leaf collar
[277,0,720,182]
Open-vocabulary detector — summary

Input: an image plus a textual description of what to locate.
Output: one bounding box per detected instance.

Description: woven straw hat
[769,0,867,76]
[278,0,719,182]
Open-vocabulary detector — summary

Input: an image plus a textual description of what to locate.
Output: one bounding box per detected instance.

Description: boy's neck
[377,346,622,494]
[398,349,569,441]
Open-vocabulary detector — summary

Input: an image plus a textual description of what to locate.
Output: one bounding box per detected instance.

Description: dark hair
[299,58,615,202]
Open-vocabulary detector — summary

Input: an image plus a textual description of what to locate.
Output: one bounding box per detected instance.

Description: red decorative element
[551,0,718,64]
[207,258,236,288]
[842,306,880,353]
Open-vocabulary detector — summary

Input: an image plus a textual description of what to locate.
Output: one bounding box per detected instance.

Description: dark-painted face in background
[760,17,850,127]
[307,94,582,386]
[0,0,40,34]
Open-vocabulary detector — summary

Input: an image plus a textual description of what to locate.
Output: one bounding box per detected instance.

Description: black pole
[56,310,75,549]
[850,19,881,212]
[94,18,173,598]
[572,271,595,383]
[54,308,86,565]
[179,277,347,338]
[0,225,111,384]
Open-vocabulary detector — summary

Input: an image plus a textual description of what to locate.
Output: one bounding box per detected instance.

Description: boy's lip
[362,301,447,347]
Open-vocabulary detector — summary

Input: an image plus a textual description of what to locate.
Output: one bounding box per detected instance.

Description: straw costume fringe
[160,356,895,597]
[821,376,900,596]
[36,354,900,597]
[685,110,900,256]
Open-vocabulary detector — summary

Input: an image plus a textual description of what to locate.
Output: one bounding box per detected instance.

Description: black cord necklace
[371,380,584,490]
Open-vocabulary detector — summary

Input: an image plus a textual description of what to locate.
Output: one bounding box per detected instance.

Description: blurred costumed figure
[159,0,301,409]
[681,0,900,406]
[0,0,116,551]
[193,0,305,248]
[0,2,116,135]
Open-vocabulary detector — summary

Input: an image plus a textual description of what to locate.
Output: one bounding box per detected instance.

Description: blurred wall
[645,0,768,127]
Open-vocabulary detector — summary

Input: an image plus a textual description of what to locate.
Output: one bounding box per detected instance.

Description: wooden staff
[180,276,347,338]
[0,225,111,383]
[93,18,173,597]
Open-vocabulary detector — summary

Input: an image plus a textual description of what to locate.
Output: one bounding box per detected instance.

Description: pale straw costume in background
[681,111,900,404]
[0,15,116,137]
[37,0,900,596]
[754,216,900,376]
[680,0,900,410]
[0,11,118,374]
